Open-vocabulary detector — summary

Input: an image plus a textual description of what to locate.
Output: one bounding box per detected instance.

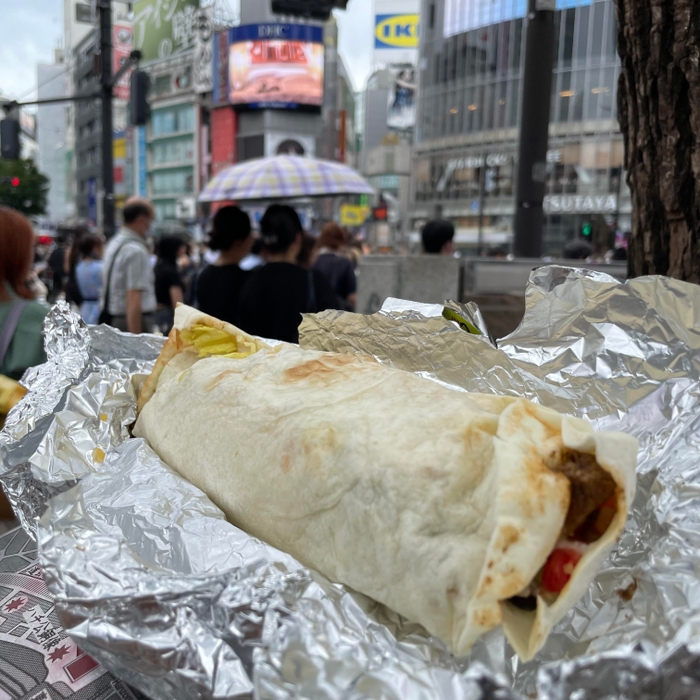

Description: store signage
[375,14,420,49]
[133,0,199,63]
[544,194,618,214]
[340,205,370,226]
[193,7,214,94]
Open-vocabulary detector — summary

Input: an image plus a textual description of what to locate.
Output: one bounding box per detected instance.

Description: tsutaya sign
[544,194,618,214]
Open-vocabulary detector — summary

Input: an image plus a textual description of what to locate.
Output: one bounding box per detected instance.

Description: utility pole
[98,0,115,238]
[513,0,556,258]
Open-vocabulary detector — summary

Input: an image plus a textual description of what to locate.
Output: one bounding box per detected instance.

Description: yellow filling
[181,324,260,360]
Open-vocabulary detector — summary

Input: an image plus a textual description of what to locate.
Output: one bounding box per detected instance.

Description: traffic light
[582,221,592,238]
[130,70,151,126]
[11,177,19,187]
[1,119,20,160]
[271,0,348,20]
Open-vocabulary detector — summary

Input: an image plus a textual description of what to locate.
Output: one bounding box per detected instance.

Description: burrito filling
[509,451,617,610]
[180,324,260,359]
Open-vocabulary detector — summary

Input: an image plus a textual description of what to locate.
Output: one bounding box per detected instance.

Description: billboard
[373,0,420,64]
[133,0,200,63]
[113,22,133,100]
[228,24,324,110]
[387,66,416,130]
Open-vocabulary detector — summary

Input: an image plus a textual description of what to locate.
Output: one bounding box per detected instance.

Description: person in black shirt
[196,206,254,325]
[238,205,340,343]
[313,222,357,310]
[154,236,186,334]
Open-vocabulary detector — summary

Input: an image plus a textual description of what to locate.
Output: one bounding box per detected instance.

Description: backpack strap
[0,300,30,368]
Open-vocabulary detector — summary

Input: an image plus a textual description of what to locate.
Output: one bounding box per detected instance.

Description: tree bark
[614,0,700,281]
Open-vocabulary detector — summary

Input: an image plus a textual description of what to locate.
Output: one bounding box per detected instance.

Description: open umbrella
[198,155,375,202]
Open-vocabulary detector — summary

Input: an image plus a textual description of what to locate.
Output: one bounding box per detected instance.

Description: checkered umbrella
[198,155,375,202]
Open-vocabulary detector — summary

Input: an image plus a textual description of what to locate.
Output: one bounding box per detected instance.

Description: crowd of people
[0,198,364,380]
[1,198,630,381]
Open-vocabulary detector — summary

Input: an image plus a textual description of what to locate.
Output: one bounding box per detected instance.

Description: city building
[143,52,200,222]
[316,17,356,165]
[412,0,628,255]
[37,51,72,222]
[72,30,102,224]
[62,0,95,221]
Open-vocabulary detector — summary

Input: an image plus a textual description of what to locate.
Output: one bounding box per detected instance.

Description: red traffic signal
[10,177,19,187]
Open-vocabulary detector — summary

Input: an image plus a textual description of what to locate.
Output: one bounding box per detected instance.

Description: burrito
[134,306,637,660]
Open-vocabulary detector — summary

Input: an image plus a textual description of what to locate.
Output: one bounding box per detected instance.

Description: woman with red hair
[313,223,357,311]
[0,207,48,380]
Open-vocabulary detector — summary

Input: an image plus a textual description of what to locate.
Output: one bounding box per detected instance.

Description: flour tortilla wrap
[134,306,637,660]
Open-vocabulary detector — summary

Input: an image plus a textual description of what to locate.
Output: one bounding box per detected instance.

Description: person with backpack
[237,205,340,344]
[0,207,48,380]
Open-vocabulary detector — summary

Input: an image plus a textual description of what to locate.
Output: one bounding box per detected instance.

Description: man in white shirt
[100,198,157,333]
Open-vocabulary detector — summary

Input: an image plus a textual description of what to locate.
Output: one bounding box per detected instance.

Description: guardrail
[357,256,627,316]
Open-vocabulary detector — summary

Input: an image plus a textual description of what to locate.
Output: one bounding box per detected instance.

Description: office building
[412,0,629,254]
[37,52,72,222]
[144,52,200,222]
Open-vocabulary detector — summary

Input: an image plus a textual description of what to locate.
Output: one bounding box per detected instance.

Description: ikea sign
[375,14,419,49]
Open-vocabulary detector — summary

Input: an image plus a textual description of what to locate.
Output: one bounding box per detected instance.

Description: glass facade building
[148,103,197,221]
[412,0,630,254]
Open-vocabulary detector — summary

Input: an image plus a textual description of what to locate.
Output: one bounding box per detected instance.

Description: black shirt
[238,262,340,343]
[154,262,184,308]
[196,264,250,326]
[313,253,357,303]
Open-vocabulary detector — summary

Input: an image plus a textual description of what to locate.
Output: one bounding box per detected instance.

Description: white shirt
[100,228,157,316]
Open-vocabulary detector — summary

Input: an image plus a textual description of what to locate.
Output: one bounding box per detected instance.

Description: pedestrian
[297,232,318,270]
[47,234,69,302]
[196,206,253,325]
[421,220,455,255]
[154,236,186,334]
[313,223,357,310]
[238,204,340,344]
[75,234,104,325]
[100,198,157,334]
[65,226,90,310]
[0,207,48,380]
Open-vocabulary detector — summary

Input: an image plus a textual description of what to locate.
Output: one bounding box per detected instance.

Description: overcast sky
[0,0,373,103]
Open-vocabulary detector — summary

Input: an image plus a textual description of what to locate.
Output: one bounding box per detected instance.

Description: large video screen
[228,24,324,110]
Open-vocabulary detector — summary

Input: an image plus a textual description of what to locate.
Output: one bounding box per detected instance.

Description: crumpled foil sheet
[1,267,699,698]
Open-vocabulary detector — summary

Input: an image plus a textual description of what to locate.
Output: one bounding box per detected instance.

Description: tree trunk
[615,0,700,281]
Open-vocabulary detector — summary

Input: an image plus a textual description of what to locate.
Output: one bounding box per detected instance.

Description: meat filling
[507,450,618,609]
[551,451,617,540]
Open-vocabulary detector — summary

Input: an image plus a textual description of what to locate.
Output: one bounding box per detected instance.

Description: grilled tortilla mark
[283,354,362,383]
[205,369,240,392]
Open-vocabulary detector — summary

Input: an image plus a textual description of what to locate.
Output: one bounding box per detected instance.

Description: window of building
[590,1,606,65]
[574,5,590,65]
[152,167,194,195]
[151,136,195,165]
[151,105,195,137]
[154,200,178,221]
[561,9,576,68]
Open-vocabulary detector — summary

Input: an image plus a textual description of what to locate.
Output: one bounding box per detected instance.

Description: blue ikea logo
[375,14,420,49]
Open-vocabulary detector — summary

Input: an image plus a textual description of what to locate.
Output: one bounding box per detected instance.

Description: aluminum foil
[1,267,700,699]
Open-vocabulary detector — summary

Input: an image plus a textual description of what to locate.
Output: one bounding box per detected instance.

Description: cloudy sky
[0,0,374,103]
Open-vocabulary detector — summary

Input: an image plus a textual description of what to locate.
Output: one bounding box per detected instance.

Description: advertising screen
[228,24,324,110]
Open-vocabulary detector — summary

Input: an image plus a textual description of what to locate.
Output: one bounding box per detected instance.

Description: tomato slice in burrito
[134,305,637,661]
